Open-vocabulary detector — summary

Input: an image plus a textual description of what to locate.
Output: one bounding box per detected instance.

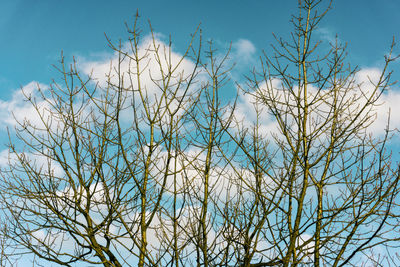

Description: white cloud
[0,81,51,128]
[355,68,400,135]
[78,34,201,131]
[232,39,256,64]
[234,82,280,137]
[316,27,339,45]
[235,67,400,139]
[152,145,279,205]
[0,149,17,168]
[0,149,63,177]
[80,34,197,95]
[374,91,400,132]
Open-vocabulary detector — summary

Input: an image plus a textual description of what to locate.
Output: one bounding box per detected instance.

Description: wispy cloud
[0,81,50,128]
[232,39,256,65]
[315,27,340,45]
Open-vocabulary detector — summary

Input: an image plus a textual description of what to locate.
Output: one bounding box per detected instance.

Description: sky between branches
[0,0,400,142]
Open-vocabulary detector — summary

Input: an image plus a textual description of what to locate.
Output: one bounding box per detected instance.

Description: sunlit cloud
[232,39,256,65]
[0,82,50,128]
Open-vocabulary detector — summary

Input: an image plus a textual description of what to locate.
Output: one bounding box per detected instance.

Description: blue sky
[1,0,400,93]
[1,1,400,265]
[0,1,399,137]
[0,0,398,149]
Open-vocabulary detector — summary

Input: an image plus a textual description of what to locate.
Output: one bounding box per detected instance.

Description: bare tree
[223,0,400,266]
[1,1,400,266]
[0,15,206,266]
